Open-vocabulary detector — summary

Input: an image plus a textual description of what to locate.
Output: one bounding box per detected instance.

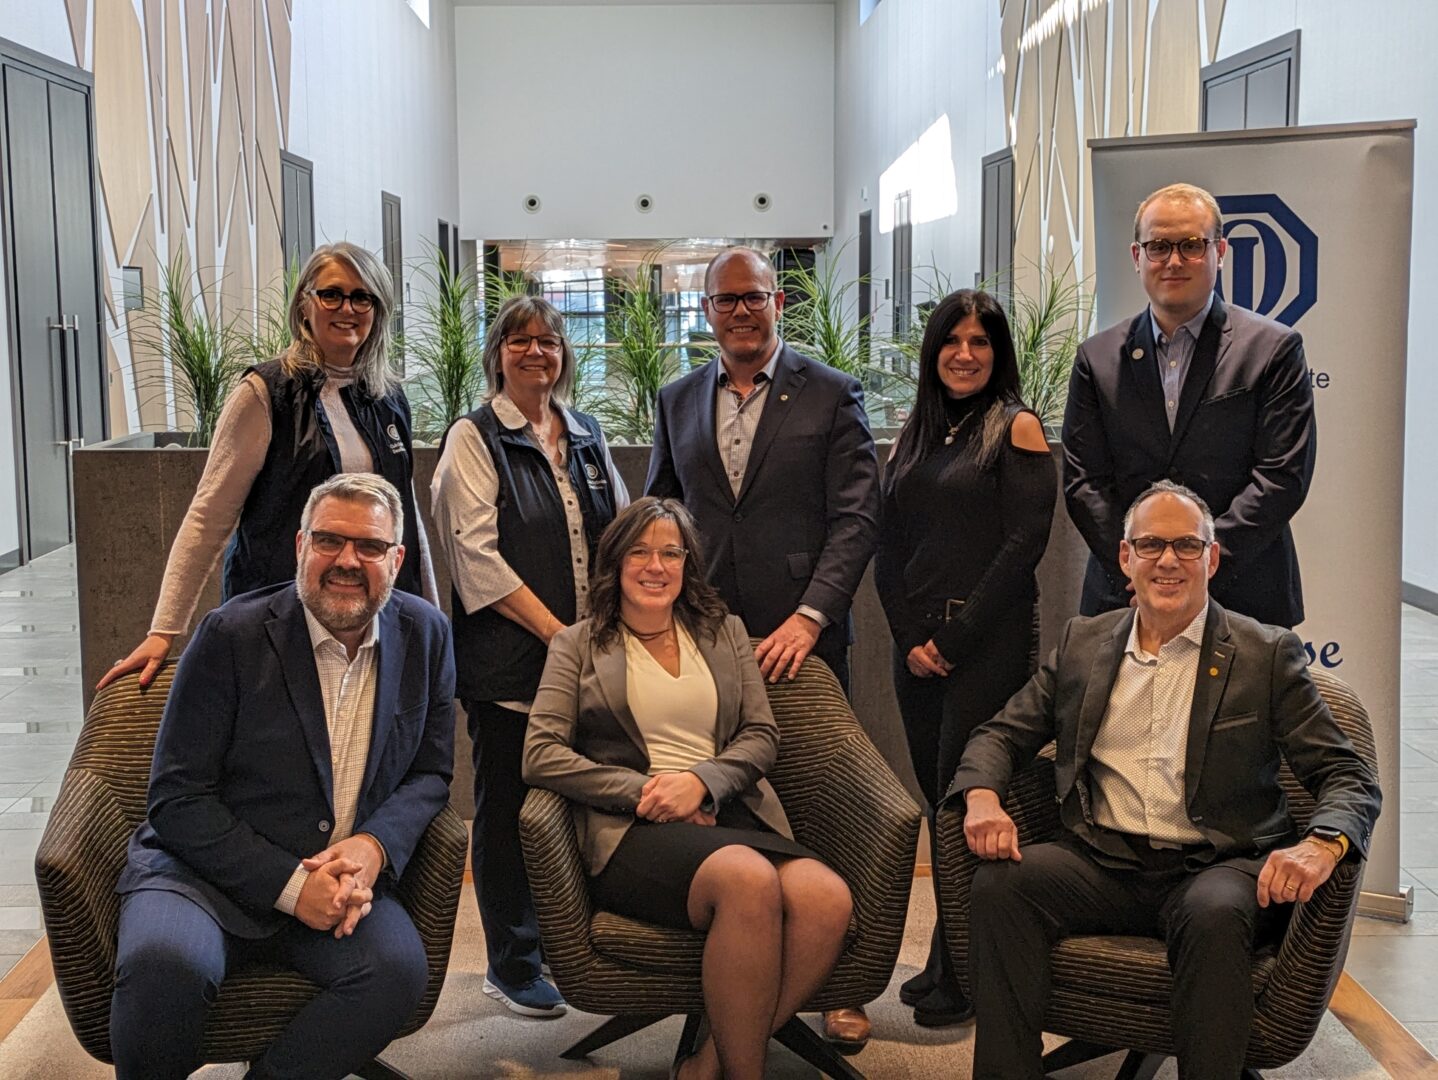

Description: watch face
[1311,827,1342,841]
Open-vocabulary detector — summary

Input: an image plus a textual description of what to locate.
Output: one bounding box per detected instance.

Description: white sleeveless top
[624,624,719,775]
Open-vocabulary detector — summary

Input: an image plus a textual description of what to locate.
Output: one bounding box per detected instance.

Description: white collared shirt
[1087,603,1210,846]
[274,607,381,914]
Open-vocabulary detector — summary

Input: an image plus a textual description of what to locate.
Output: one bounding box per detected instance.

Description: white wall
[1216,1,1437,593]
[830,0,1005,336]
[289,0,461,299]
[0,4,78,558]
[455,4,834,241]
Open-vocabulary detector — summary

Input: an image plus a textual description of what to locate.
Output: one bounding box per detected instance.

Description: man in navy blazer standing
[645,245,880,1050]
[1063,182,1316,628]
[111,473,455,1080]
[645,246,880,693]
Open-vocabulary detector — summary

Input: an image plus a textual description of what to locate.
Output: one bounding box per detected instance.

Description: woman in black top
[876,289,1056,1026]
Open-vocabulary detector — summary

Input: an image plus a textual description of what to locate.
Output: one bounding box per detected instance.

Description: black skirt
[590,802,819,929]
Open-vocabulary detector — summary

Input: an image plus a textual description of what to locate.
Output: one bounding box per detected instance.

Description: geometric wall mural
[62,0,290,434]
[1000,0,1227,300]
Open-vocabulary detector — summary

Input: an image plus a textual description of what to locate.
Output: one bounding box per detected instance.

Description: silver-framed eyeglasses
[706,291,775,314]
[311,287,378,313]
[624,545,688,566]
[1128,535,1210,561]
[307,530,398,562]
[1136,237,1218,263]
[503,333,564,354]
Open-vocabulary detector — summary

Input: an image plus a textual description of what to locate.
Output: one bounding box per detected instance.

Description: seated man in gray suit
[953,480,1380,1080]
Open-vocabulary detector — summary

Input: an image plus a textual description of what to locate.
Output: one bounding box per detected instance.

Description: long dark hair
[887,289,1025,488]
[588,497,729,649]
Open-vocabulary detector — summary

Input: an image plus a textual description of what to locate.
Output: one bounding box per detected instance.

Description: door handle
[47,317,68,445]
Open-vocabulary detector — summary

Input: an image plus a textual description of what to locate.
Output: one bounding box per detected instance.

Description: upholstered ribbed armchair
[34,667,468,1076]
[934,667,1377,1078]
[520,651,922,1079]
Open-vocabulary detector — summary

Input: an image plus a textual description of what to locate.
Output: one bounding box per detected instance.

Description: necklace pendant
[944,434,955,445]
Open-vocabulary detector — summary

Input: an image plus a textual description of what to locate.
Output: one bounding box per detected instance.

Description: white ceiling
[454,1,832,6]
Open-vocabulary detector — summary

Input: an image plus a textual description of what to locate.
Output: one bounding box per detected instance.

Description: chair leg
[675,1012,704,1065]
[1241,1070,1263,1079]
[1043,1038,1122,1072]
[354,1058,412,1080]
[1112,1051,1164,1080]
[772,1017,868,1080]
[560,1013,670,1060]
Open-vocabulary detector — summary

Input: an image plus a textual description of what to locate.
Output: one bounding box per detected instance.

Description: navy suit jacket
[117,583,456,938]
[1062,296,1316,628]
[644,343,880,651]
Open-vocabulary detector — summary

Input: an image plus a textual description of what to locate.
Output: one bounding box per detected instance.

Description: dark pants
[969,838,1285,1080]
[465,698,543,988]
[111,888,427,1080]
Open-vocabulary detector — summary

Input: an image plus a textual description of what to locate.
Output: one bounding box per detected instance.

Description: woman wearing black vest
[430,295,628,1018]
[875,289,1055,1027]
[99,242,434,692]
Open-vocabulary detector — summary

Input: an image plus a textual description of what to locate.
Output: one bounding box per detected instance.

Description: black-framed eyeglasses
[311,287,378,313]
[623,545,687,566]
[706,291,775,314]
[1136,237,1218,263]
[307,530,397,562]
[503,333,564,354]
[1128,535,1211,561]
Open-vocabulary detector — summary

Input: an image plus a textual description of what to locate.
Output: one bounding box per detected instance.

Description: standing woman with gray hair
[430,295,628,1018]
[99,241,436,690]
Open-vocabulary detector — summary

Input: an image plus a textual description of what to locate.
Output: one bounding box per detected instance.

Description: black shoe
[912,983,975,1027]
[899,968,939,1007]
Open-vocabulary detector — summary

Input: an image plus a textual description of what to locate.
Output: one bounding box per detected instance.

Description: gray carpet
[0,883,1386,1078]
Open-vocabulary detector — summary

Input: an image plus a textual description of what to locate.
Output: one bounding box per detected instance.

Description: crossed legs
[676,847,852,1080]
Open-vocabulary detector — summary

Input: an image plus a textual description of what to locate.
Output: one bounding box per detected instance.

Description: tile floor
[3,547,1438,1053]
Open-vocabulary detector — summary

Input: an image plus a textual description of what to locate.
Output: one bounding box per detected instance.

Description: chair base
[1042,1041,1262,1080]
[562,1012,866,1079]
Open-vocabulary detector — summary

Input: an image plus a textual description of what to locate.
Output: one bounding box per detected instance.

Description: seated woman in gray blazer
[524,496,853,1080]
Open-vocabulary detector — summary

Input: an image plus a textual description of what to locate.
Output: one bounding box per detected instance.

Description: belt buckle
[944,598,965,623]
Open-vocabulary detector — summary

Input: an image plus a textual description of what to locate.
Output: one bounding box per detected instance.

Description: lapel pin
[780,393,789,401]
[1131,347,1144,360]
[1209,666,1220,676]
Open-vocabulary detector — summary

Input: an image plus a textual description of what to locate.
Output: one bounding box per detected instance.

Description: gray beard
[297,567,394,636]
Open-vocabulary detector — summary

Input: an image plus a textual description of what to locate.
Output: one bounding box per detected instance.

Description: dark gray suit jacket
[949,601,1380,872]
[644,344,880,653]
[1062,296,1316,627]
[523,614,792,876]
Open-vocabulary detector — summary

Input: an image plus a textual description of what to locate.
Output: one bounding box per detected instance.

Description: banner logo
[1216,193,1318,326]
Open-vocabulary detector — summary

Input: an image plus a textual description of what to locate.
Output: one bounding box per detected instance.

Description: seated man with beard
[110,473,455,1080]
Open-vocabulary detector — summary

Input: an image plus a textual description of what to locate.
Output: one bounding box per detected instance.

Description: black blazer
[949,601,1381,873]
[644,344,881,651]
[117,584,456,938]
[1061,297,1316,628]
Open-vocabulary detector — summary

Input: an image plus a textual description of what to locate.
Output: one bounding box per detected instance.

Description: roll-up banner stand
[1090,121,1415,921]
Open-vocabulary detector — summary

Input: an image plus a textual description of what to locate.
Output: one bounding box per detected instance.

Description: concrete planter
[74,435,1087,812]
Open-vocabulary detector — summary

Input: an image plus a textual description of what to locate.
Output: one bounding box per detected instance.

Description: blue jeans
[110,887,428,1080]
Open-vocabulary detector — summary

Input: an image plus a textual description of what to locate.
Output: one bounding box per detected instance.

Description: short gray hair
[1123,479,1215,542]
[300,473,405,543]
[482,295,577,407]
[284,242,400,398]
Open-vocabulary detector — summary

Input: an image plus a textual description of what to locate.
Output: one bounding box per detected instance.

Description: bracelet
[1301,835,1343,864]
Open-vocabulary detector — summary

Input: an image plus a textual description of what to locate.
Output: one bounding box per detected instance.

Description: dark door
[1,51,104,560]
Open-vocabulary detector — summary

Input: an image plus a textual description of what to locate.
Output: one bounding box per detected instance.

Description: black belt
[921,598,966,623]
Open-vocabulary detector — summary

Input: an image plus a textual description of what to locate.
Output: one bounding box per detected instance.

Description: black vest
[450,403,617,702]
[222,360,422,600]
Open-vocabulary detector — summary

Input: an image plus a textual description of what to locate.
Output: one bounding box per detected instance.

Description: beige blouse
[623,624,720,775]
[149,367,437,635]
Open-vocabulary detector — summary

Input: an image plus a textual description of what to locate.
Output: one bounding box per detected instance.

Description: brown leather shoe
[821,1006,871,1055]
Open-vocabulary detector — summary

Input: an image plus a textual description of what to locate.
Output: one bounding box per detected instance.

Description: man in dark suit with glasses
[1062,181,1317,628]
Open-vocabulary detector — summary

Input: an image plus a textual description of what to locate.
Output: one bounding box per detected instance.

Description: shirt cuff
[275,864,310,915]
[796,604,830,629]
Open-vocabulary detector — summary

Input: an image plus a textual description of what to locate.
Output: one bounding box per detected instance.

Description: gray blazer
[523,612,793,876]
[950,600,1381,873]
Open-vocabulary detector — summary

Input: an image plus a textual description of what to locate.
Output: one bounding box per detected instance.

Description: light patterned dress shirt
[274,607,381,915]
[1087,603,1209,847]
[1149,294,1213,431]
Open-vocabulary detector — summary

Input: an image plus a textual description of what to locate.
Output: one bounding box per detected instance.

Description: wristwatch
[1304,826,1348,862]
